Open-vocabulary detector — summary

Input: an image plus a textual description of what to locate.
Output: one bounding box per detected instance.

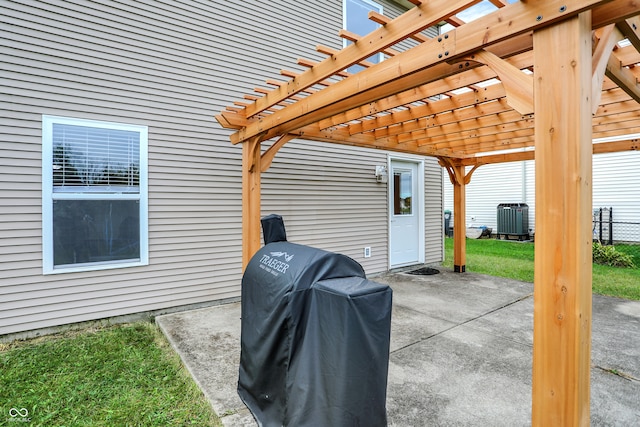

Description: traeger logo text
[258,252,294,276]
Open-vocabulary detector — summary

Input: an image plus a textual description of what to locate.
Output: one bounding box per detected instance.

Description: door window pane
[393,169,413,215]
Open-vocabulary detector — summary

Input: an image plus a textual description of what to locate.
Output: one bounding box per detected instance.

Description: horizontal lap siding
[445,152,640,241]
[593,151,640,221]
[0,0,336,335]
[261,139,389,273]
[466,162,525,231]
[444,162,527,232]
[593,151,640,242]
[0,0,441,336]
[424,157,443,263]
[524,160,536,232]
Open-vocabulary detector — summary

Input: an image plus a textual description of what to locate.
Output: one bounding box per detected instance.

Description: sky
[440,0,520,33]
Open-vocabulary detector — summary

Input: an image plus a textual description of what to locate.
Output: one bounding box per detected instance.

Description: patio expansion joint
[390,292,534,355]
[594,365,640,383]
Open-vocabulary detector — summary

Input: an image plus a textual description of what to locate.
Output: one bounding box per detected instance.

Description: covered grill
[239,215,392,426]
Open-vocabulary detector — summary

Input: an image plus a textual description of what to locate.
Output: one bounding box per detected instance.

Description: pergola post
[241,136,262,270]
[532,12,593,426]
[452,164,466,273]
[441,158,479,273]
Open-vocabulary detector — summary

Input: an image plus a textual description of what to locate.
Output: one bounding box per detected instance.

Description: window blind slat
[52,123,140,190]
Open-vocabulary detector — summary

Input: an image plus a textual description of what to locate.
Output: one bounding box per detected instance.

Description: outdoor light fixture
[375,165,388,183]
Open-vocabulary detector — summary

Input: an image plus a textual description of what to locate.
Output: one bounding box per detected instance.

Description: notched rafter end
[218,110,249,132]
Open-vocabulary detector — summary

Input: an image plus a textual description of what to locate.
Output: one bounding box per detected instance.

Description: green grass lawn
[2,239,637,425]
[0,322,221,426]
[443,238,640,301]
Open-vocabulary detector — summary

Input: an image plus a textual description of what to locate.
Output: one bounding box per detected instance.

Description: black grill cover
[261,214,287,244]
[239,241,392,426]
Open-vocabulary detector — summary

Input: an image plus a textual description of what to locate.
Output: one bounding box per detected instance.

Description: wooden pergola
[217,1,640,425]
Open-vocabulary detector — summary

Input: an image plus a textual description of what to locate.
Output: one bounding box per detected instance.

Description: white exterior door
[389,159,424,267]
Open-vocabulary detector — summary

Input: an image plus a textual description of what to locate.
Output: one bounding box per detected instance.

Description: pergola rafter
[216,1,640,425]
[218,7,639,165]
[222,0,637,146]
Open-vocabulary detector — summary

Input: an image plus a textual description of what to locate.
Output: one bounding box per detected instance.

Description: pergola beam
[240,0,480,118]
[615,44,640,67]
[405,107,640,148]
[592,1,640,29]
[405,110,533,144]
[593,138,640,153]
[616,16,640,50]
[358,82,635,143]
[320,44,534,132]
[463,49,534,114]
[229,0,615,145]
[280,101,638,157]
[359,81,632,141]
[606,50,640,104]
[284,125,468,158]
[456,137,639,166]
[216,1,637,160]
[360,85,510,136]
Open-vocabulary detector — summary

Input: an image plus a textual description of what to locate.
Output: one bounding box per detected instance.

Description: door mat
[406,267,440,275]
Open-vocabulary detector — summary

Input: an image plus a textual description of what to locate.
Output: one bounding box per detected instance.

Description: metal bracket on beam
[436,32,456,61]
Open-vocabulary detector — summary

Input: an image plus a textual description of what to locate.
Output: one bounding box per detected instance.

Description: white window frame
[343,0,384,67]
[42,115,149,274]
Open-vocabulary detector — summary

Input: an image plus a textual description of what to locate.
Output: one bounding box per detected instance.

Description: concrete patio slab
[156,269,640,426]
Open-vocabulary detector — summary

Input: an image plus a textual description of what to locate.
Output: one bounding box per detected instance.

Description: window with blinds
[42,116,149,274]
[52,124,140,191]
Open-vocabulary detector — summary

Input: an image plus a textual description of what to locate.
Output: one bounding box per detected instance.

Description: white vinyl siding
[524,159,536,232]
[444,162,528,232]
[262,141,443,272]
[469,162,525,231]
[262,140,390,274]
[424,157,444,263]
[592,151,640,242]
[444,152,640,241]
[0,0,442,336]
